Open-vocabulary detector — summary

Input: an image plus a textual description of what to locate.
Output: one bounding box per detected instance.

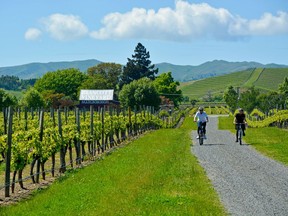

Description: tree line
[1,43,182,110]
[0,75,36,91]
[223,77,288,113]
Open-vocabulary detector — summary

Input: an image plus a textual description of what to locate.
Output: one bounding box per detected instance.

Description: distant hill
[156,60,288,82]
[0,59,102,79]
[0,59,287,81]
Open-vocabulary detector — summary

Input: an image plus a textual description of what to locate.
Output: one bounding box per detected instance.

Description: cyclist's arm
[193,112,198,122]
[243,115,247,123]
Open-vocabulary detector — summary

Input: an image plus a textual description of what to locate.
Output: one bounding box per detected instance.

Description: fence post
[75,108,82,165]
[58,109,66,173]
[5,106,13,197]
[36,110,44,183]
[90,105,95,157]
[101,108,105,152]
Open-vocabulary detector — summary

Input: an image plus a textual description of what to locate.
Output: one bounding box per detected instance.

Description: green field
[243,68,263,87]
[180,68,288,100]
[180,69,253,99]
[254,68,288,91]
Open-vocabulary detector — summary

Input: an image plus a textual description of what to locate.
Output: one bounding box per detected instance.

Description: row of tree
[1,43,183,110]
[224,77,288,113]
[0,75,36,91]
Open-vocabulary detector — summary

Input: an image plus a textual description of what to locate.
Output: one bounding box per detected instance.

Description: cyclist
[194,106,209,139]
[233,108,247,142]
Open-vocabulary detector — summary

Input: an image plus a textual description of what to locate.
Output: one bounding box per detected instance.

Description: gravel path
[191,115,288,216]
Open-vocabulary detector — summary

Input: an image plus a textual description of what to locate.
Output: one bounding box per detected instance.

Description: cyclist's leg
[197,122,201,138]
[241,124,246,136]
[202,122,207,134]
[235,126,238,142]
[197,122,200,135]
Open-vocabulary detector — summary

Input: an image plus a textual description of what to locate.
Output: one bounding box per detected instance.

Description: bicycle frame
[236,123,244,145]
[198,122,205,145]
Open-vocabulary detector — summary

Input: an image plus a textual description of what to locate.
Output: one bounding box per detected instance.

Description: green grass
[0,117,227,216]
[219,116,288,166]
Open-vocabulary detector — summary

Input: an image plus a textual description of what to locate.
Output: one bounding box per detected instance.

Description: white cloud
[25,1,288,42]
[25,28,42,40]
[90,0,288,41]
[230,11,288,36]
[41,14,88,40]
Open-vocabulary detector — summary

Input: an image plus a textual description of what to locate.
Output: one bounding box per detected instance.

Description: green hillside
[243,68,263,87]
[180,68,253,99]
[180,68,288,100]
[254,68,288,91]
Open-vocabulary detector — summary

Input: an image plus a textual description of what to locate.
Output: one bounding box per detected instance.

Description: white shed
[79,89,119,108]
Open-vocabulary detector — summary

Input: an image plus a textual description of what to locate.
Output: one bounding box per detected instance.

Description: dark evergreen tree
[120,43,158,88]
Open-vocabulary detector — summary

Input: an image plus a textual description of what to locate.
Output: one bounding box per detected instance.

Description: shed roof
[79,89,114,101]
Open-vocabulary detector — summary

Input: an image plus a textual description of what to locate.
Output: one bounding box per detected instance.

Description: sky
[1,0,288,67]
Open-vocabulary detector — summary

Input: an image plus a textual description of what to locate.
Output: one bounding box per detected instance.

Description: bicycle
[198,122,205,145]
[235,123,245,145]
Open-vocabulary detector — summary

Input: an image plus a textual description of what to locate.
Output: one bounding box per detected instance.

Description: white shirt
[194,111,208,123]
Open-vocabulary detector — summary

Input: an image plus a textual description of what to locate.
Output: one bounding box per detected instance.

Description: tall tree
[20,87,45,108]
[238,86,260,113]
[223,86,238,112]
[278,77,288,107]
[119,77,161,109]
[153,72,183,107]
[34,68,87,101]
[0,89,17,109]
[86,62,122,89]
[257,91,282,113]
[120,43,158,88]
[279,77,288,97]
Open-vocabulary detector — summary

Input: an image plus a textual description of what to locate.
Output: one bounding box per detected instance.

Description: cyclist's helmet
[238,108,244,112]
[198,106,204,111]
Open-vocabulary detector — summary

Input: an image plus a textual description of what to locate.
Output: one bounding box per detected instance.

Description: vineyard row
[0,106,188,198]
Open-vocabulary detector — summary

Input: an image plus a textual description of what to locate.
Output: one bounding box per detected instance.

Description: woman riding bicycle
[233,108,247,142]
[194,106,209,139]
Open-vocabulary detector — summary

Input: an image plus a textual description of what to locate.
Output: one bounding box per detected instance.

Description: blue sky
[1,0,288,67]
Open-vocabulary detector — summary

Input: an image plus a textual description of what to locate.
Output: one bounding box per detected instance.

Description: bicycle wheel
[199,130,204,145]
[239,129,242,145]
[199,136,203,145]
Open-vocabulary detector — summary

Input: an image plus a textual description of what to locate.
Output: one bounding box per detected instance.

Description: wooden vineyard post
[58,109,66,173]
[3,108,7,134]
[128,107,132,137]
[101,108,105,152]
[109,108,114,148]
[90,105,95,157]
[35,110,44,183]
[75,108,81,165]
[5,106,13,197]
[31,107,34,120]
[50,108,56,177]
[134,107,137,136]
[24,107,28,131]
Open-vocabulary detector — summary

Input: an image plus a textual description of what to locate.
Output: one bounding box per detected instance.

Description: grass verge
[0,117,227,216]
[219,116,288,166]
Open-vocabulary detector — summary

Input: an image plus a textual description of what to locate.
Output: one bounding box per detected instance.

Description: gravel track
[191,115,288,216]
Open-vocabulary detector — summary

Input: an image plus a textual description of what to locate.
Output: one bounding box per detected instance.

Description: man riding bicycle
[233,108,247,142]
[194,106,209,139]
